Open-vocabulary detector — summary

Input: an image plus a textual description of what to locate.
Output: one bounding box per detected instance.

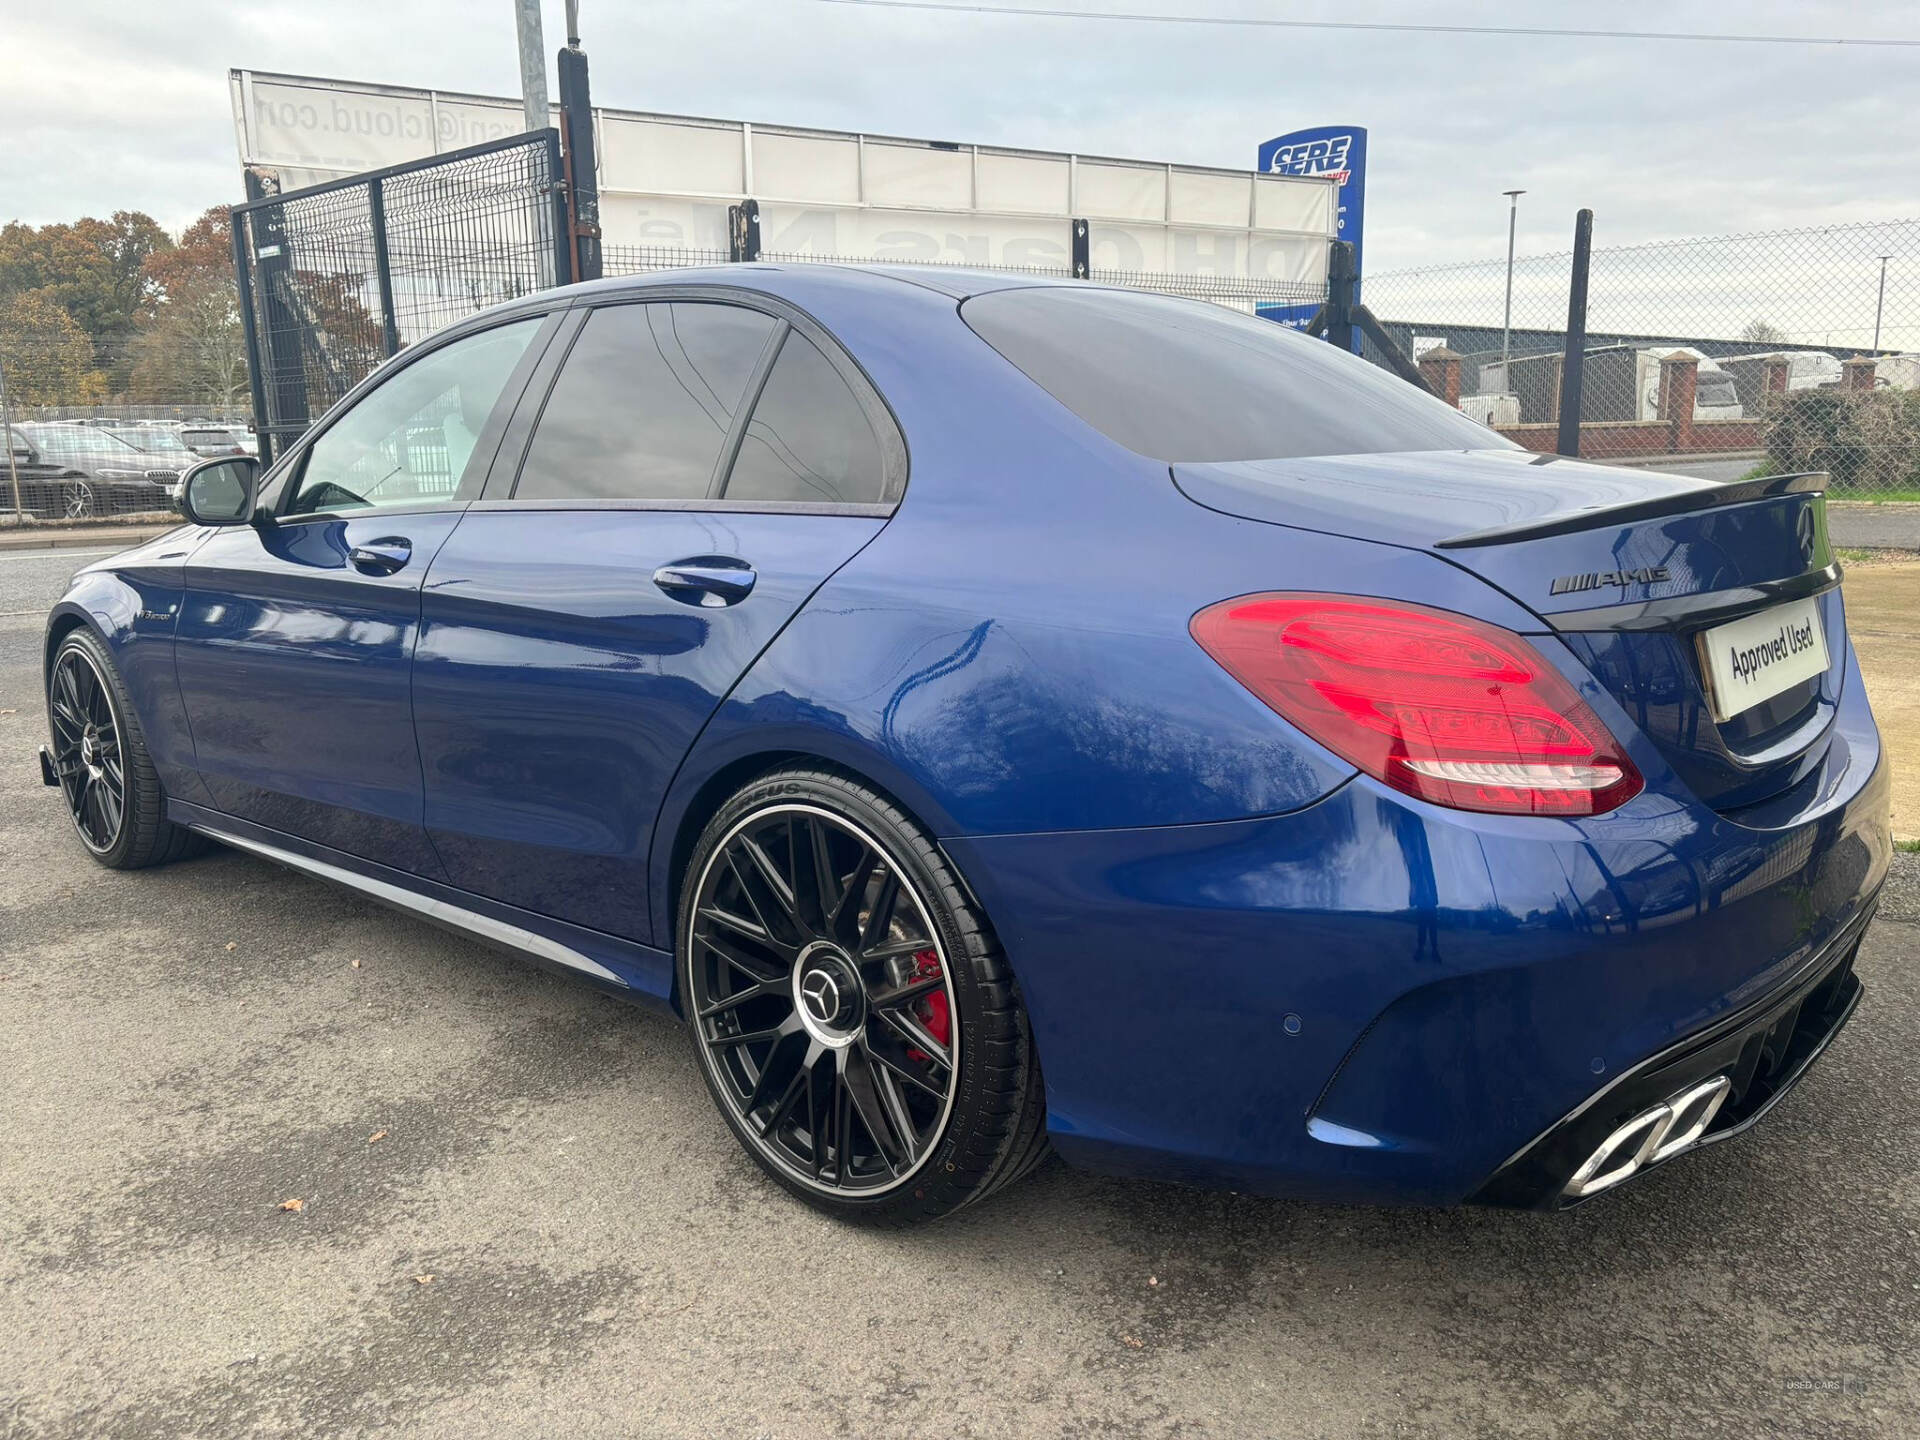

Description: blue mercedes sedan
[40,265,1889,1223]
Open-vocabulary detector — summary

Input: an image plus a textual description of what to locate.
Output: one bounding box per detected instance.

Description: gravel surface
[3,547,1917,1438]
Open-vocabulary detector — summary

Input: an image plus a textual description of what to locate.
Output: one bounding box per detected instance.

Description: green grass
[1897,837,1920,854]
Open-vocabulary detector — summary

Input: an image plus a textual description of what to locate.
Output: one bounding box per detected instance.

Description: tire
[46,628,205,870]
[60,480,96,520]
[680,766,1048,1224]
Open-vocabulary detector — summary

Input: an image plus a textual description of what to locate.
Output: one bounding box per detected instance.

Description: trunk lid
[1173,449,1842,812]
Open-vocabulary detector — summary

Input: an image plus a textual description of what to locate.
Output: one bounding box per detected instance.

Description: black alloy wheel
[45,629,204,870]
[48,645,126,854]
[682,769,1048,1222]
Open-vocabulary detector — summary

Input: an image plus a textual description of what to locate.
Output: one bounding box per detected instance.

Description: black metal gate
[230,130,570,463]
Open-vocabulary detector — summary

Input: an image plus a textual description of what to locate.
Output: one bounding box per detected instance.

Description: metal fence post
[728,199,762,263]
[1071,218,1090,279]
[1556,209,1594,457]
[547,129,573,286]
[557,41,601,282]
[0,351,23,519]
[228,206,277,466]
[1325,240,1357,352]
[368,177,402,357]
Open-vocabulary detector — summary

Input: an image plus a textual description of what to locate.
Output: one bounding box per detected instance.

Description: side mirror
[176,456,260,526]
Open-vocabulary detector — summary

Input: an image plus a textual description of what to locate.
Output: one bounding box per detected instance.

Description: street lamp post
[1501,189,1525,391]
[1873,255,1892,353]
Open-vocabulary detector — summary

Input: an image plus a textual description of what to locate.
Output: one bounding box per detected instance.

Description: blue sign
[1255,125,1368,340]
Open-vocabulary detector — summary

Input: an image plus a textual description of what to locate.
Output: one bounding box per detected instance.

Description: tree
[1740,318,1788,344]
[0,290,108,406]
[0,211,173,393]
[0,212,170,337]
[130,208,247,409]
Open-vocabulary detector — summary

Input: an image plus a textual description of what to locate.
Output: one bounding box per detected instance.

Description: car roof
[462,261,1065,335]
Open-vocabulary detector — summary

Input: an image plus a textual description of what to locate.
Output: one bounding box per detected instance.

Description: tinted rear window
[962,286,1509,463]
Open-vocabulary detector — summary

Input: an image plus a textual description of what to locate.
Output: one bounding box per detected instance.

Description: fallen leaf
[413,1273,435,1285]
[367,1130,388,1145]
[224,942,237,952]
[277,1198,304,1212]
[1121,1335,1145,1349]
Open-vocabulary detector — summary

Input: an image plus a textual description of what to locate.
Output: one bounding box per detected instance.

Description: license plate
[1697,596,1830,722]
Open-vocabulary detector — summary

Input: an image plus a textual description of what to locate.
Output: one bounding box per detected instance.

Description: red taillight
[1190,593,1643,817]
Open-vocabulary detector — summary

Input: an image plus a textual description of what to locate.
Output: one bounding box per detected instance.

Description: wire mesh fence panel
[1362,218,1920,494]
[602,243,1328,320]
[601,245,733,276]
[380,139,568,347]
[233,130,566,460]
[236,183,385,455]
[1089,269,1326,316]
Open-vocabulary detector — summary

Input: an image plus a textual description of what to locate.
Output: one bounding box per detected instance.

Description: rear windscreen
[962,286,1512,464]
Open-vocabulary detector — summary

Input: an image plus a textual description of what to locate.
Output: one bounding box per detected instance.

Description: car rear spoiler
[1434,471,1826,550]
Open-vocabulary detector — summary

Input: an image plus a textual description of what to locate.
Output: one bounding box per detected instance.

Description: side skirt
[169,799,678,1008]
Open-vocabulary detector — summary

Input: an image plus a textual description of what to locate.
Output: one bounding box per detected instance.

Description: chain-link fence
[10,207,1914,522]
[1,331,253,521]
[1362,218,1920,495]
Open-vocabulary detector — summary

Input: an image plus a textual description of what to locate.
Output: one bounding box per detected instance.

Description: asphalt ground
[2,545,1918,1439]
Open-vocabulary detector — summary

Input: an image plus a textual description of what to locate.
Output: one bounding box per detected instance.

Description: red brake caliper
[906,947,949,1062]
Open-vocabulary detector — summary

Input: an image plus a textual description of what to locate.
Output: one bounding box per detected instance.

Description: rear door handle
[653,557,756,607]
[350,537,413,575]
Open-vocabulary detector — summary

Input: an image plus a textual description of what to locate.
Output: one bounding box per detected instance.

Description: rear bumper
[1471,902,1870,1208]
[944,659,1891,1206]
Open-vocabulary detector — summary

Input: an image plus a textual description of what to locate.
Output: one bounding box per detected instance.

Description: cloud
[2,0,1914,272]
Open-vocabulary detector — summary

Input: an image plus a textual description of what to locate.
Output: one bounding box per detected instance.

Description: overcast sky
[3,0,1916,273]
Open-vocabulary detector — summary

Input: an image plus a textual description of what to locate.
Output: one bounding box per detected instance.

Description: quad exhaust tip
[1563,1075,1733,1200]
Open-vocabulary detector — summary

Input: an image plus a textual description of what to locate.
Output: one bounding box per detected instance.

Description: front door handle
[350,537,412,575]
[653,557,756,607]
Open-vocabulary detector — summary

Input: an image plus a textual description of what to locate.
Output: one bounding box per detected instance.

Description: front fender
[43,535,208,804]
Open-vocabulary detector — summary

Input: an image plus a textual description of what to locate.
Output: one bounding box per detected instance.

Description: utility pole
[1500,189,1525,392]
[1873,255,1892,353]
[514,0,549,133]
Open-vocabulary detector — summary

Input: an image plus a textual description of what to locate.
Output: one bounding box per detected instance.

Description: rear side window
[516,302,777,500]
[962,286,1508,463]
[723,331,888,505]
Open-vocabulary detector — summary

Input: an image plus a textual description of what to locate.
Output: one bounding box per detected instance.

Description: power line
[808,0,1920,48]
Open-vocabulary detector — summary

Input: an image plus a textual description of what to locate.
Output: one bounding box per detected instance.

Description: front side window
[288,317,542,516]
[723,331,888,505]
[515,302,777,501]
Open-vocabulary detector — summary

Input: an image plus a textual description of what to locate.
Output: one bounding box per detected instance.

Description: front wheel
[681,767,1048,1224]
[46,629,203,869]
